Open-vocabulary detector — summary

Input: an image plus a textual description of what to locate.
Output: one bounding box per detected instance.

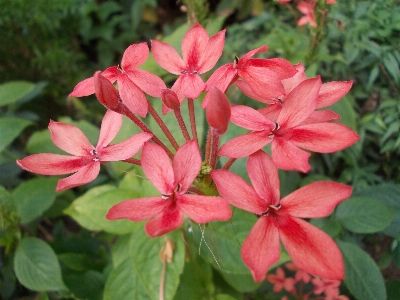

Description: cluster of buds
[17,23,359,282]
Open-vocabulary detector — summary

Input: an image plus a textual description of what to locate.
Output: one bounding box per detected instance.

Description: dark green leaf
[386,280,400,300]
[0,81,35,107]
[63,270,104,300]
[0,118,32,152]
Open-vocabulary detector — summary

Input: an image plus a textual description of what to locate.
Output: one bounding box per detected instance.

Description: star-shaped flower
[106,140,232,237]
[17,110,152,191]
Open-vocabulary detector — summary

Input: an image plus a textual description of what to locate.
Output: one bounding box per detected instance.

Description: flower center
[161,183,182,202]
[90,149,100,162]
[260,203,281,217]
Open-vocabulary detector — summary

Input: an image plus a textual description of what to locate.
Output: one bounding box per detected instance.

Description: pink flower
[327,0,336,4]
[69,43,166,117]
[218,77,360,172]
[106,140,232,237]
[205,86,231,135]
[312,278,342,298]
[297,1,317,27]
[17,110,152,191]
[211,150,351,282]
[266,267,296,293]
[203,45,297,107]
[285,262,311,283]
[151,23,225,100]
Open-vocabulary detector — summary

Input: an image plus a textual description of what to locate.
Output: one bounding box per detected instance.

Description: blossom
[211,150,351,282]
[266,267,296,293]
[297,1,317,27]
[151,23,225,100]
[17,110,152,191]
[205,86,231,135]
[285,262,311,283]
[203,45,297,107]
[218,77,360,172]
[69,43,166,117]
[106,140,232,237]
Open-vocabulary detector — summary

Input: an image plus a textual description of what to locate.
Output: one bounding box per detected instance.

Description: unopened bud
[206,86,231,135]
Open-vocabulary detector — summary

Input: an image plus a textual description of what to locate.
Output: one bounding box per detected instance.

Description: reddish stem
[209,128,220,170]
[188,98,198,145]
[222,158,236,170]
[174,107,191,141]
[205,129,212,165]
[121,158,141,166]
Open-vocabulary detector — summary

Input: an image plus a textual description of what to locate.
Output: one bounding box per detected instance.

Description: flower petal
[17,154,88,175]
[258,103,283,121]
[206,86,231,135]
[182,23,209,68]
[211,170,267,214]
[49,120,93,156]
[69,77,95,97]
[56,162,100,191]
[235,80,277,104]
[117,72,148,118]
[248,151,280,206]
[218,131,272,158]
[106,196,168,221]
[231,105,275,131]
[100,132,152,161]
[300,110,340,125]
[126,69,166,98]
[277,77,321,130]
[94,71,121,110]
[145,204,184,237]
[277,215,344,279]
[241,217,280,282]
[198,29,226,73]
[271,138,311,172]
[289,123,360,153]
[161,89,181,110]
[248,58,298,80]
[151,40,186,75]
[280,181,352,218]
[240,45,269,63]
[97,110,123,148]
[178,74,206,99]
[317,81,353,108]
[178,194,231,223]
[281,62,307,94]
[173,140,201,193]
[141,142,174,195]
[121,42,149,71]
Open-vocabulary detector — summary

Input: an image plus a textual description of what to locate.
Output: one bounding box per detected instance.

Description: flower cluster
[17,23,359,283]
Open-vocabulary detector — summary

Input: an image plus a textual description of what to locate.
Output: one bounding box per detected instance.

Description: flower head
[17,110,152,191]
[106,140,232,237]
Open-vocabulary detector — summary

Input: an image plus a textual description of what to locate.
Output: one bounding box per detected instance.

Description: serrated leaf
[12,177,58,224]
[0,118,32,152]
[64,185,142,234]
[14,237,66,291]
[335,196,394,233]
[0,81,35,107]
[338,241,386,300]
[129,228,185,300]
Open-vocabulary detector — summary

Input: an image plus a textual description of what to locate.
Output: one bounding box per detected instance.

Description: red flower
[211,150,351,282]
[151,23,225,100]
[106,140,232,237]
[218,77,360,172]
[17,110,152,191]
[266,267,296,293]
[69,43,166,117]
[297,1,317,27]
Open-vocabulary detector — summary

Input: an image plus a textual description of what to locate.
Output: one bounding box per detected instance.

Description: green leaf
[63,270,104,300]
[386,280,400,300]
[0,81,35,107]
[129,228,185,300]
[353,184,400,238]
[219,271,261,293]
[336,196,394,233]
[338,241,386,300]
[25,128,63,154]
[12,177,58,224]
[310,216,342,238]
[58,253,99,272]
[329,96,357,130]
[64,185,143,234]
[0,118,32,152]
[14,237,66,291]
[383,52,400,84]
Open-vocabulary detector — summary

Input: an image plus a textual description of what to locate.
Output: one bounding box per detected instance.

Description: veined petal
[281,63,307,94]
[121,42,149,71]
[277,77,321,130]
[141,142,174,195]
[49,120,93,156]
[248,151,280,206]
[241,217,280,282]
[203,65,237,108]
[300,110,340,125]
[151,40,186,75]
[182,23,209,68]
[117,73,148,118]
[206,86,231,135]
[69,77,95,97]
[271,138,311,173]
[235,80,277,104]
[258,103,283,121]
[101,66,119,83]
[178,194,231,223]
[106,196,167,221]
[161,89,180,110]
[240,45,268,63]
[290,123,360,153]
[317,81,353,108]
[97,110,123,148]
[145,204,184,237]
[179,74,206,99]
[94,71,120,110]
[211,170,267,214]
[173,140,201,193]
[126,69,166,98]
[17,154,88,175]
[56,162,100,191]
[248,58,298,80]
[231,105,275,131]
[239,66,284,100]
[218,131,272,158]
[99,132,152,161]
[280,181,352,218]
[277,215,344,279]
[198,29,226,73]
